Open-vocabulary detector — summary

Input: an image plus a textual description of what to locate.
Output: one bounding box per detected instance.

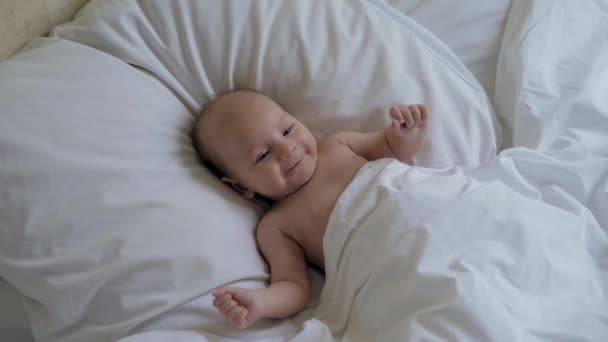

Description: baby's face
[202,91,317,200]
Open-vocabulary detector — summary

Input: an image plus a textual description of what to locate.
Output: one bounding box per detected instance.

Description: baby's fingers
[212,292,230,303]
[213,287,230,297]
[419,104,428,122]
[389,106,404,124]
[401,107,415,128]
[213,294,232,310]
[218,298,239,314]
[391,117,401,129]
[234,309,250,329]
[409,105,421,125]
[227,306,245,323]
[391,105,415,127]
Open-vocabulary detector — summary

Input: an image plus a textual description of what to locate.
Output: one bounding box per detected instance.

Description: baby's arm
[327,104,428,162]
[212,216,310,329]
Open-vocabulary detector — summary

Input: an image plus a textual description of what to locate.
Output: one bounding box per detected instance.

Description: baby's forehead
[200,90,290,142]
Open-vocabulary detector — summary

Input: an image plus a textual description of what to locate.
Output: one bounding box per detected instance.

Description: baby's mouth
[285,158,302,175]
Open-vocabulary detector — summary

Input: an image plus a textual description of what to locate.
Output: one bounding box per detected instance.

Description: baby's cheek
[260,165,284,190]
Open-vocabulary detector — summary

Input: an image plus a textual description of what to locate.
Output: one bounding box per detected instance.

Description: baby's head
[193,90,317,201]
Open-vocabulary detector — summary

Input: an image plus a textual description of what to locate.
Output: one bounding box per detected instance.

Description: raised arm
[327,104,428,162]
[212,216,310,328]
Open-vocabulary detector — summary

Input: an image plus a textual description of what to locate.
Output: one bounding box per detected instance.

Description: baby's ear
[221,177,255,199]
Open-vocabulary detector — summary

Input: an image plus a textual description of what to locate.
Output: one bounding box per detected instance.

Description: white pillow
[0,38,302,342]
[53,0,500,168]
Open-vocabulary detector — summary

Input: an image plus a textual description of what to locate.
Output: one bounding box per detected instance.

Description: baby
[192,90,428,329]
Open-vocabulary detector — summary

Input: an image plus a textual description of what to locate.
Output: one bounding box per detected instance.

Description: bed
[1,1,606,341]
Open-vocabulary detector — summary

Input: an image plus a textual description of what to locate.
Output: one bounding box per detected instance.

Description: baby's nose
[280,142,296,160]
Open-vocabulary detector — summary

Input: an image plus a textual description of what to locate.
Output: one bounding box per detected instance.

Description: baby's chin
[295,154,316,179]
[267,171,315,201]
[290,161,316,192]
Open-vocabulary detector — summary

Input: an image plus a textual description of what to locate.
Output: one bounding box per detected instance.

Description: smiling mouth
[286,159,302,174]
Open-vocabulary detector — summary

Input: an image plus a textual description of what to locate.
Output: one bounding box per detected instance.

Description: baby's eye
[283,125,294,136]
[256,150,270,162]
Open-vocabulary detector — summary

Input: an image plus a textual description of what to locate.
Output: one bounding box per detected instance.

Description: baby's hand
[212,287,265,329]
[386,104,429,161]
[389,104,428,132]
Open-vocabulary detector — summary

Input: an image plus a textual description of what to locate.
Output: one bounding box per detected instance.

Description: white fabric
[1,1,503,341]
[52,0,500,168]
[2,0,606,341]
[0,279,33,342]
[494,0,608,149]
[306,1,608,339]
[315,157,608,341]
[0,38,305,342]
[384,0,512,100]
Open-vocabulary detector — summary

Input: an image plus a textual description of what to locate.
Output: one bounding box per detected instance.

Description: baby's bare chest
[281,145,367,268]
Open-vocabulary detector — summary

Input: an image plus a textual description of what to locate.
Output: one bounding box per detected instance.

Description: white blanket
[306,0,608,338]
[494,0,608,151]
[313,158,608,341]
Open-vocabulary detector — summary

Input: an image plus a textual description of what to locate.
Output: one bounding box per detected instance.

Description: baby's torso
[273,139,367,269]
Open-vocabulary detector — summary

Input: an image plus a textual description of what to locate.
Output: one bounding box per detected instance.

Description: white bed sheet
[385,0,512,100]
[0,279,33,342]
[386,0,514,147]
[3,0,606,341]
[494,0,608,151]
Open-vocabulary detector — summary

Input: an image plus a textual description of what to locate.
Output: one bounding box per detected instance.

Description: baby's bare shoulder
[258,192,320,238]
[318,132,356,154]
[257,203,297,236]
[319,132,347,146]
[257,207,283,229]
